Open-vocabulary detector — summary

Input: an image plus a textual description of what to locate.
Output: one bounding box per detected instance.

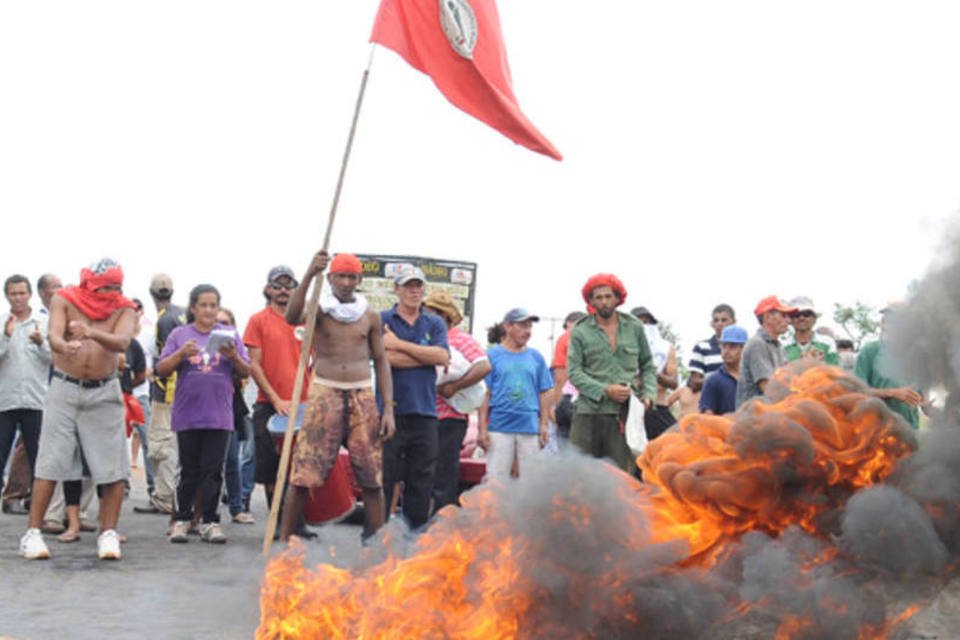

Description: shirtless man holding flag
[280,250,395,543]
[20,258,136,560]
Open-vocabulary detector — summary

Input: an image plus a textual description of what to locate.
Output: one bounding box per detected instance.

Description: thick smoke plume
[260,223,960,639]
[885,220,960,423]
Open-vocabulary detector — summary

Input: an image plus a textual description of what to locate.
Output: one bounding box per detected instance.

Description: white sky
[2,2,958,363]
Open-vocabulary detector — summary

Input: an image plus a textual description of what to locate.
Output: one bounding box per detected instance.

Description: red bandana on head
[581,273,628,314]
[58,260,136,320]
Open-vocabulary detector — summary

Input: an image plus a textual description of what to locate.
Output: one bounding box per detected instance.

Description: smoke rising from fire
[884,220,960,423]
[260,363,956,638]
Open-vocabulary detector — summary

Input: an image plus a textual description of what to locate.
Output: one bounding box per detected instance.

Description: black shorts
[643,404,677,441]
[253,402,280,485]
[555,394,574,438]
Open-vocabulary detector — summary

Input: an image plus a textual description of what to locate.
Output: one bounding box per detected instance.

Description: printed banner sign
[355,254,478,332]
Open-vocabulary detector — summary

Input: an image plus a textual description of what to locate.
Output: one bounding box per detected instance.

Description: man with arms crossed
[280,251,395,543]
[20,259,136,560]
[380,265,448,531]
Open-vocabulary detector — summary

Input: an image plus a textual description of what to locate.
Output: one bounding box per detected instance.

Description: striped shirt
[688,335,722,376]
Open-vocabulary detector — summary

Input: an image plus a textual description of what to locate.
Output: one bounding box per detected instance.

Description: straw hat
[423,290,463,326]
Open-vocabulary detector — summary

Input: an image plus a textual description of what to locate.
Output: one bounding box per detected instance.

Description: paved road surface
[0,468,364,639]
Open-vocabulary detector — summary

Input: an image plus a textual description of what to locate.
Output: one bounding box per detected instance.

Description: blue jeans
[224,429,242,517]
[224,416,255,515]
[238,416,255,510]
[134,395,154,493]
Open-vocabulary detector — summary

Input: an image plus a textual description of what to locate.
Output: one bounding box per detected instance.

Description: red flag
[370,0,562,161]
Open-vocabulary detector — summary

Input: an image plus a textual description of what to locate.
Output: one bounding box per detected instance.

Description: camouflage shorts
[289,382,382,490]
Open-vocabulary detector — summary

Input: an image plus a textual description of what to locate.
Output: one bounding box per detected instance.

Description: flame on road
[258,364,922,639]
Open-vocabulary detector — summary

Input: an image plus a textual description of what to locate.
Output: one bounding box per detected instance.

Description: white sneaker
[20,528,50,560]
[168,520,190,543]
[97,529,122,560]
[200,522,227,544]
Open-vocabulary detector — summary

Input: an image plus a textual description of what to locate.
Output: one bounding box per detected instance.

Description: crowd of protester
[0,258,925,561]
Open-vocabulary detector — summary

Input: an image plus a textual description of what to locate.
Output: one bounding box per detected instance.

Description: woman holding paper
[155,284,250,544]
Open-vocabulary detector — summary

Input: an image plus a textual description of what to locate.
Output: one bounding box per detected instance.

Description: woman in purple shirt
[156,284,250,544]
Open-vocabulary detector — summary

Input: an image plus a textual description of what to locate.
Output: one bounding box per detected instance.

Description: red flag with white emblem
[370,0,562,160]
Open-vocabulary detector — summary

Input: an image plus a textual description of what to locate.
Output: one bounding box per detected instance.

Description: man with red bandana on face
[20,258,136,561]
[567,274,656,474]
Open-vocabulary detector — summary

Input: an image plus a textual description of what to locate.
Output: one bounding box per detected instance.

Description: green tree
[833,301,880,349]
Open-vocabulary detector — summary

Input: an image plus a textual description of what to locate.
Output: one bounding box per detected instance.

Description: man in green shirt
[783,296,839,366]
[567,273,656,473]
[854,304,922,429]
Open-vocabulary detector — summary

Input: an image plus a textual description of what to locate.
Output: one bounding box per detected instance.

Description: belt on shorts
[52,370,117,389]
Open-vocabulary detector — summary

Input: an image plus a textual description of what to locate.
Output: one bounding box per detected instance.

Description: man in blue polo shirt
[380,266,449,530]
[699,325,747,415]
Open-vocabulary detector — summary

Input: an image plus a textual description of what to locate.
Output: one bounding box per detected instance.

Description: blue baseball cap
[720,325,748,344]
[503,308,540,324]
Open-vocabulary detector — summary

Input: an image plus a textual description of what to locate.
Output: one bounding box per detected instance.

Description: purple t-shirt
[160,322,250,432]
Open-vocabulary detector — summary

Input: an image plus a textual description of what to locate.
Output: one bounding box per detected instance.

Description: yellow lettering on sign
[420,264,449,279]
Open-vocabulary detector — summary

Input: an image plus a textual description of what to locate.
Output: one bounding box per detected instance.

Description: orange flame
[257,364,920,639]
[638,364,916,557]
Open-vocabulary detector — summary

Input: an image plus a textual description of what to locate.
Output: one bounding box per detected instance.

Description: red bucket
[272,433,358,525]
[302,451,357,525]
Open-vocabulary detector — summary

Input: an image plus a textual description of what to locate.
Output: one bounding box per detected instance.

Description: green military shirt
[783,334,840,366]
[567,311,657,415]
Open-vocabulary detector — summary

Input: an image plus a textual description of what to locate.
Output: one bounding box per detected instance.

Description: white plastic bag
[625,395,648,454]
[436,345,487,414]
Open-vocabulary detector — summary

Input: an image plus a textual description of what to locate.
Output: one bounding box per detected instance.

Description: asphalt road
[0,467,364,640]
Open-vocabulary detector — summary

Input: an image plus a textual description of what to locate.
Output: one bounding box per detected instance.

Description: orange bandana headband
[329,253,362,274]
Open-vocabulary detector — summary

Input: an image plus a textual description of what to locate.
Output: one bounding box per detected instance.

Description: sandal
[57,530,81,543]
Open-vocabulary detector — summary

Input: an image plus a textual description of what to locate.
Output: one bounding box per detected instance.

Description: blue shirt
[699,367,738,415]
[485,345,554,434]
[380,306,448,417]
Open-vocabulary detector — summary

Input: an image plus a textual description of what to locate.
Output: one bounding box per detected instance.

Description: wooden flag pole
[262,50,375,555]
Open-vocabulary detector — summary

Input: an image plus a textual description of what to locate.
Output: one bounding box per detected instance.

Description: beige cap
[149,273,173,298]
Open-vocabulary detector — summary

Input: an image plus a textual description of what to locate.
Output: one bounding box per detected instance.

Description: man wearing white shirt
[631,306,678,441]
[0,274,51,503]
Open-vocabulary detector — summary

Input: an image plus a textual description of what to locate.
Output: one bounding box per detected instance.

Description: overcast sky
[2,1,958,361]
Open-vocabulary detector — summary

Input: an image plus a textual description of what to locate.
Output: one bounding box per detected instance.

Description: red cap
[329,253,362,274]
[754,295,796,317]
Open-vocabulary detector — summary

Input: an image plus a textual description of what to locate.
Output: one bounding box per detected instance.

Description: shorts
[35,375,129,485]
[644,404,677,441]
[289,380,382,490]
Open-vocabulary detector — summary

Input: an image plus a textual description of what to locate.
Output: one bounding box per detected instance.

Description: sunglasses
[269,282,296,291]
[791,310,816,319]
